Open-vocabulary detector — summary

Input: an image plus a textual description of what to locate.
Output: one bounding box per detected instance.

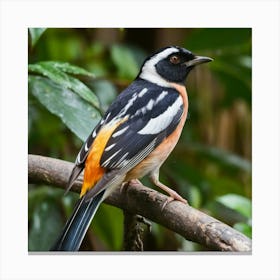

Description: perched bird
[51,46,212,251]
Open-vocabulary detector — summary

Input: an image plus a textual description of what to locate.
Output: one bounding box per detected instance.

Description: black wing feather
[67,78,184,193]
[100,80,183,169]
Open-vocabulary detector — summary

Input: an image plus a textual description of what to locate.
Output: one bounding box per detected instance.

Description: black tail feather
[50,190,105,251]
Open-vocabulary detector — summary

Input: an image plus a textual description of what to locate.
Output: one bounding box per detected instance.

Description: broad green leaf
[210,59,251,104]
[216,194,251,219]
[91,80,117,112]
[29,200,63,251]
[29,28,47,47]
[49,61,95,77]
[188,144,252,173]
[211,60,251,89]
[28,62,100,109]
[28,187,64,251]
[184,28,252,105]
[110,45,139,79]
[233,222,252,238]
[29,75,101,141]
[187,185,202,208]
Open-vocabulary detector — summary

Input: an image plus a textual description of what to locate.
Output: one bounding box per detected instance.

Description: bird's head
[139,46,212,87]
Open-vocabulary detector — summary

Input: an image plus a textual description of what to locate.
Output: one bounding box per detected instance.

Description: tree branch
[28,154,252,252]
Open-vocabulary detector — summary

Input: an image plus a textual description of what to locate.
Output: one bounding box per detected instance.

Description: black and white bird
[51,46,212,251]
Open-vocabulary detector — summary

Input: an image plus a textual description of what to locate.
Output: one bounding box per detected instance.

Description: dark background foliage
[28,28,252,251]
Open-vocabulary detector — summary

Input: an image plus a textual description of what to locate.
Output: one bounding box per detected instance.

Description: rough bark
[28,154,252,252]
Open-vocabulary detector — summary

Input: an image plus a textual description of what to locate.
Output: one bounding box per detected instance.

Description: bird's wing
[65,120,102,193]
[83,80,184,200]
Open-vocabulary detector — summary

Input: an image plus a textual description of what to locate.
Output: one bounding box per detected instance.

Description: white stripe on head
[139,47,179,87]
[138,95,183,135]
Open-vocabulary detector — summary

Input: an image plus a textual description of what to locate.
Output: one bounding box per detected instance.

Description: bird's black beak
[184,55,213,67]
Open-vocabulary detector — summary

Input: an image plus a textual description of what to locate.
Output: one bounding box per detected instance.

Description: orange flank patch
[80,118,127,197]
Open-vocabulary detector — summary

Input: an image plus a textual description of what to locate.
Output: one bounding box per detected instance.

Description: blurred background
[28,28,252,251]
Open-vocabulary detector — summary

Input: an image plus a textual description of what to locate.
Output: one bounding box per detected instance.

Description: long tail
[50,190,105,251]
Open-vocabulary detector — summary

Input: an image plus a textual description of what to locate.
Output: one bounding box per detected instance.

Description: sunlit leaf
[211,61,251,104]
[188,144,252,172]
[28,187,64,251]
[29,75,101,141]
[29,28,47,47]
[233,222,252,238]
[187,185,202,208]
[50,61,95,77]
[110,45,139,79]
[91,80,117,112]
[28,62,100,109]
[216,194,251,218]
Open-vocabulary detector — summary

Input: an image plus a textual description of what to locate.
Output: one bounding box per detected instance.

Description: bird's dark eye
[169,55,180,64]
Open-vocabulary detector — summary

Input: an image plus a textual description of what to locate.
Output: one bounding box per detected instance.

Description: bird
[50,46,212,251]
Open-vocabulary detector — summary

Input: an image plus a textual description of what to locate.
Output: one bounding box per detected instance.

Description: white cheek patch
[139,47,179,87]
[138,96,183,135]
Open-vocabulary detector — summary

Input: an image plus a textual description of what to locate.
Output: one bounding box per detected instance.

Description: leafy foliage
[29,28,46,47]
[29,61,99,110]
[29,76,100,141]
[28,28,252,251]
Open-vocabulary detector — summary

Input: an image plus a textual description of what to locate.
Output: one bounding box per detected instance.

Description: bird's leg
[120,179,143,193]
[119,181,129,193]
[128,179,143,187]
[150,169,188,210]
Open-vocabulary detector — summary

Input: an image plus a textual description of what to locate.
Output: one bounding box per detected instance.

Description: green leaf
[29,200,63,251]
[189,144,252,173]
[216,194,251,219]
[28,62,100,109]
[50,61,95,77]
[110,45,139,79]
[28,187,64,251]
[211,60,251,104]
[29,75,101,141]
[184,28,252,105]
[29,28,47,47]
[91,80,117,112]
[234,222,252,238]
[187,185,202,208]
